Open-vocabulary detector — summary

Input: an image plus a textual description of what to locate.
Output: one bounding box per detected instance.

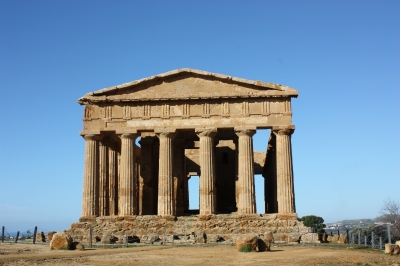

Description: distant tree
[26,229,32,239]
[376,198,400,240]
[299,215,326,234]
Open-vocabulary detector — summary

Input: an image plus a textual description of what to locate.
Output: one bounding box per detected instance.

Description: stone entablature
[76,68,298,224]
[79,69,296,131]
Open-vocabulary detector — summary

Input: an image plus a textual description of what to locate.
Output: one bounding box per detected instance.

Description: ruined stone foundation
[67,214,310,245]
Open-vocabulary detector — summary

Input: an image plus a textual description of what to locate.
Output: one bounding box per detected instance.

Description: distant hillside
[324,218,376,233]
[335,219,376,225]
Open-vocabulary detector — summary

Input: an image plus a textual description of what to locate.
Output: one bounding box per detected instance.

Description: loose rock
[50,232,73,250]
[235,234,258,252]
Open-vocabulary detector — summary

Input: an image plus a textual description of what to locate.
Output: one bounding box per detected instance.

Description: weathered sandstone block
[141,234,160,244]
[258,232,274,251]
[338,234,347,244]
[257,239,271,251]
[73,242,85,250]
[36,231,46,242]
[100,234,117,244]
[235,234,258,252]
[331,234,339,243]
[394,244,400,255]
[206,234,221,243]
[50,232,73,250]
[47,231,56,241]
[385,244,396,255]
[300,233,320,243]
[288,233,301,243]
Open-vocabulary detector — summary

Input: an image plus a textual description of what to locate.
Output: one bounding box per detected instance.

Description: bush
[239,245,251,253]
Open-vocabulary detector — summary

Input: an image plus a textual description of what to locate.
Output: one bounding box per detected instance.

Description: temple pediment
[78,68,298,104]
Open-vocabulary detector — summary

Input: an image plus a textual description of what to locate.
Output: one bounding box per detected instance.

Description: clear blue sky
[1,0,399,233]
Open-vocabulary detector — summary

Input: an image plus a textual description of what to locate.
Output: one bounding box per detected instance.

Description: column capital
[120,133,138,139]
[195,128,217,138]
[156,131,177,139]
[273,126,295,136]
[235,127,256,137]
[82,134,102,141]
[80,130,100,136]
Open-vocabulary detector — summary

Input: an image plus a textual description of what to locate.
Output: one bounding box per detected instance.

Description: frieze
[86,98,291,126]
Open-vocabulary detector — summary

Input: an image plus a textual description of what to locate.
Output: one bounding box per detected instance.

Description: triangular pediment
[78,68,298,104]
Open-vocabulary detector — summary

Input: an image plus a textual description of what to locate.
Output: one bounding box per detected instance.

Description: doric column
[156,131,176,216]
[82,134,101,217]
[196,128,217,215]
[98,142,108,216]
[108,148,118,215]
[119,133,138,216]
[235,128,256,214]
[274,127,296,214]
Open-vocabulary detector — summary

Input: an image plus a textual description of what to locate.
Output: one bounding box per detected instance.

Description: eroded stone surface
[235,234,258,251]
[67,214,309,245]
[50,232,73,250]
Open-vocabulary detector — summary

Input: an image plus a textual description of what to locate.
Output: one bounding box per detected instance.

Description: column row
[81,127,296,218]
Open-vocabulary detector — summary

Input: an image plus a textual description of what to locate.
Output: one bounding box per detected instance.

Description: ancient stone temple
[68,69,309,244]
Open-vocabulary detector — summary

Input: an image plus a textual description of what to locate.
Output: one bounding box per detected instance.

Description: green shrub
[240,245,251,252]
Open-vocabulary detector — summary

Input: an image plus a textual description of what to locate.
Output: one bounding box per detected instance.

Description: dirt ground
[1,243,399,266]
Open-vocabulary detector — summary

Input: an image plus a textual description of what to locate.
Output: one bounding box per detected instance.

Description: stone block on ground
[47,231,56,241]
[141,234,160,244]
[36,231,46,242]
[73,242,85,250]
[394,244,400,255]
[338,234,347,244]
[50,232,73,250]
[300,233,320,243]
[206,234,221,243]
[264,231,274,243]
[257,239,271,251]
[331,234,339,243]
[100,234,118,244]
[195,232,206,244]
[288,233,301,243]
[385,244,397,255]
[235,234,258,252]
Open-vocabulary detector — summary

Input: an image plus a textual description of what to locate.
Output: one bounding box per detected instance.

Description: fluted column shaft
[235,129,256,214]
[98,142,108,216]
[274,128,295,214]
[119,133,138,216]
[196,129,217,215]
[157,131,176,216]
[82,134,100,217]
[108,148,118,215]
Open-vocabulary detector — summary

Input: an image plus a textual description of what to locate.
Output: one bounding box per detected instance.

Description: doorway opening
[188,175,199,213]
